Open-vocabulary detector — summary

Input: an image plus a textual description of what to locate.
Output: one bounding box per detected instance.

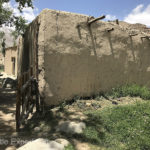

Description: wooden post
[16,75,22,131]
[30,66,33,76]
[116,19,119,25]
[141,36,150,39]
[129,33,138,37]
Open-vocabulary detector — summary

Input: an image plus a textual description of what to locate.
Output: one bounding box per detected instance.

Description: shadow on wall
[43,31,150,105]
[129,36,136,62]
[0,88,16,140]
[20,18,39,74]
[107,31,115,58]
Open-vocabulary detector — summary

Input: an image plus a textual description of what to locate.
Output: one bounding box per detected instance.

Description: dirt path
[0,85,144,150]
[0,87,17,149]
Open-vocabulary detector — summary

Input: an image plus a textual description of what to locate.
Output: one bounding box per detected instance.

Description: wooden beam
[116,19,119,25]
[88,15,105,25]
[129,33,138,37]
[141,36,150,39]
[106,28,114,32]
[20,95,30,119]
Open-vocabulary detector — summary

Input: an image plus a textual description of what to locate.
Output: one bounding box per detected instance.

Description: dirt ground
[0,84,144,150]
[0,86,17,150]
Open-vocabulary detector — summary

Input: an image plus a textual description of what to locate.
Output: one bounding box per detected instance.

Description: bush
[106,84,150,100]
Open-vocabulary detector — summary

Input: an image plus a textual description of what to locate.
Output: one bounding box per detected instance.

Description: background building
[0,52,4,72]
[4,46,18,76]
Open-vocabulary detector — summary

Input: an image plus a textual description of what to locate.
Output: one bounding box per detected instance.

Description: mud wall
[21,9,150,106]
[17,18,39,78]
[5,46,18,76]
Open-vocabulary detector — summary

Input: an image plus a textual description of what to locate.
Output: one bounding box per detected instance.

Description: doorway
[11,57,16,75]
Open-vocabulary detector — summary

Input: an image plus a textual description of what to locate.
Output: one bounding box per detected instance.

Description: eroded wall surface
[21,9,150,105]
[17,17,39,79]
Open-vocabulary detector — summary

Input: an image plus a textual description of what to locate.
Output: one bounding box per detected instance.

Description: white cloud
[3,2,39,23]
[14,6,39,22]
[2,2,13,10]
[124,4,150,27]
[105,14,117,20]
[0,26,15,47]
[1,2,39,47]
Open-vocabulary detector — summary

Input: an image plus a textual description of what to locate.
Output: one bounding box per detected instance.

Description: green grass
[83,101,150,150]
[104,84,150,100]
[64,144,75,150]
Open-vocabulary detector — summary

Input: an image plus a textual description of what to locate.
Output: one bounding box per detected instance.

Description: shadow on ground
[0,86,17,149]
[21,101,105,149]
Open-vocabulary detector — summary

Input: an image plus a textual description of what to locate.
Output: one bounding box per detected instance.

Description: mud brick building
[18,9,150,106]
[4,46,18,76]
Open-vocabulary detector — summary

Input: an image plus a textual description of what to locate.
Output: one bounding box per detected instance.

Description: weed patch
[104,84,150,100]
[83,101,150,149]
[65,144,75,150]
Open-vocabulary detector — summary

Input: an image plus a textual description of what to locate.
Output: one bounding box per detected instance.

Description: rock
[17,138,64,150]
[5,146,16,150]
[55,138,69,147]
[34,127,41,132]
[56,121,86,134]
[85,102,91,107]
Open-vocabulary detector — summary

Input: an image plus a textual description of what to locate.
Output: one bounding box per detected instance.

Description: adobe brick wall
[0,52,4,65]
[4,46,17,76]
[19,9,150,106]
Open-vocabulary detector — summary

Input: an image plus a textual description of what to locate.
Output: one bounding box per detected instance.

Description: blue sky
[33,0,149,20]
[6,0,150,26]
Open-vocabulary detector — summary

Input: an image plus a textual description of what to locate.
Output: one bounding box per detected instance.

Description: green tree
[1,38,5,56]
[14,16,27,35]
[11,30,17,46]
[0,31,5,54]
[0,0,33,50]
[0,0,33,34]
[0,0,33,26]
[0,31,5,40]
[11,16,27,46]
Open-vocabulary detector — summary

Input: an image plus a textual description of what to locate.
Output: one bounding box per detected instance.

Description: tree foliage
[0,0,33,54]
[0,0,33,26]
[1,38,5,56]
[14,16,27,35]
[16,0,33,11]
[0,31,5,40]
[0,1,13,26]
[0,31,5,54]
[0,0,33,34]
